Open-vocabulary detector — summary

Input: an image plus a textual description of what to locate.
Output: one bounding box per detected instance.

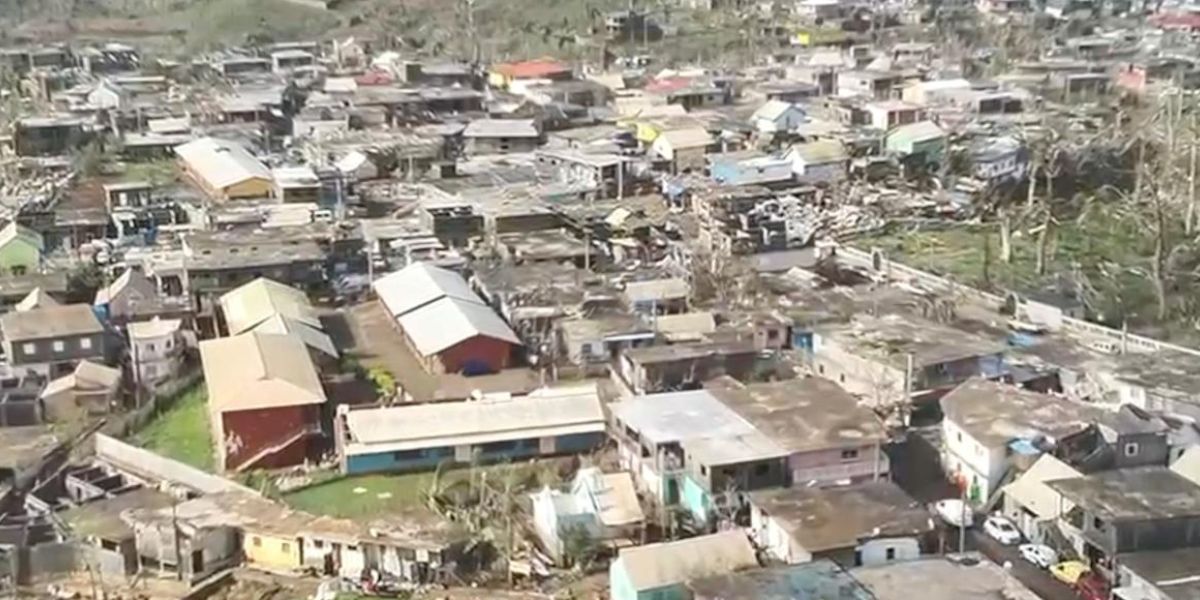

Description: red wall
[221,404,318,470]
[438,334,514,374]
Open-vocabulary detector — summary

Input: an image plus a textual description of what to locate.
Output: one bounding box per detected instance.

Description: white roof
[1172,446,1200,487]
[624,278,690,302]
[324,77,359,93]
[397,296,519,356]
[752,100,798,122]
[174,137,272,191]
[252,313,338,358]
[372,262,481,318]
[336,151,369,173]
[271,166,320,188]
[657,127,714,150]
[128,317,182,340]
[616,530,758,591]
[147,116,191,134]
[219,278,321,335]
[463,119,539,139]
[1001,454,1080,519]
[343,386,604,454]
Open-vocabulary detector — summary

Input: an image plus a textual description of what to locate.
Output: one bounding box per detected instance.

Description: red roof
[645,76,697,95]
[492,58,571,79]
[355,70,394,86]
[1151,11,1200,30]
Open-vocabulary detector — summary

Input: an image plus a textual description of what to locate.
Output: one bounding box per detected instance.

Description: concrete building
[0,304,109,378]
[174,137,273,201]
[609,531,758,600]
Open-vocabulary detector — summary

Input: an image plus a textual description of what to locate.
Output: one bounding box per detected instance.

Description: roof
[707,376,887,454]
[688,561,875,600]
[749,482,931,553]
[0,222,43,252]
[1046,467,1200,521]
[1172,446,1200,487]
[94,266,157,306]
[372,262,482,318]
[492,59,571,79]
[0,304,104,341]
[623,278,690,303]
[128,317,182,340]
[15,287,58,312]
[396,296,520,356]
[654,312,716,342]
[790,139,849,164]
[816,313,1004,371]
[343,385,604,455]
[219,277,321,335]
[594,472,644,527]
[174,137,272,191]
[616,530,758,591]
[62,487,173,541]
[1001,454,1081,519]
[74,359,121,390]
[463,119,539,139]
[252,313,338,359]
[656,127,715,149]
[611,389,786,465]
[1116,548,1200,600]
[853,556,1040,600]
[887,120,945,145]
[752,100,801,122]
[940,378,1099,448]
[199,332,326,413]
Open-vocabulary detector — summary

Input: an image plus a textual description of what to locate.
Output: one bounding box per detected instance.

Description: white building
[128,317,186,387]
[750,100,806,134]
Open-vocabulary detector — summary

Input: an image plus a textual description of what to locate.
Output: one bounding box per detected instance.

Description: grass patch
[132,385,215,472]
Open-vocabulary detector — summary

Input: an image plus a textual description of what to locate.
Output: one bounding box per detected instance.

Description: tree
[560,525,603,572]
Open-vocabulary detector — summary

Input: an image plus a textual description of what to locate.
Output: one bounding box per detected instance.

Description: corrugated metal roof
[463,118,539,138]
[886,120,945,145]
[657,127,714,149]
[790,139,848,164]
[397,296,519,356]
[618,531,758,591]
[199,332,325,413]
[174,137,272,191]
[219,278,321,335]
[252,313,338,359]
[0,304,103,340]
[343,385,603,454]
[372,262,482,318]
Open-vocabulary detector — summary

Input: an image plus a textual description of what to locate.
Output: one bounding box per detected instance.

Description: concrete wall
[94,434,257,496]
[26,542,76,581]
[858,537,920,566]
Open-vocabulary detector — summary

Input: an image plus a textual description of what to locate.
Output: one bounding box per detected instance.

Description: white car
[1018,543,1058,569]
[933,499,973,528]
[983,515,1022,545]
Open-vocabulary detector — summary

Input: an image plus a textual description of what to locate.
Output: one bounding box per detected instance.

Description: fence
[94,434,258,497]
[838,244,1200,358]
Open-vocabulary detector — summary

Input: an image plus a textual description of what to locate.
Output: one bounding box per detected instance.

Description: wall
[437,334,513,375]
[345,446,454,475]
[609,558,638,600]
[221,404,317,471]
[26,542,76,581]
[941,418,1003,504]
[77,543,131,576]
[812,338,906,408]
[223,177,274,201]
[243,531,301,571]
[0,238,39,274]
[789,444,888,486]
[751,507,809,564]
[857,537,920,567]
[10,332,106,368]
[94,434,258,496]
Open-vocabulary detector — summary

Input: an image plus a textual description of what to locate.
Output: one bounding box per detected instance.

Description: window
[1093,517,1104,529]
[886,547,896,561]
[1124,442,1140,457]
[281,542,290,553]
[766,329,779,341]
[22,342,35,355]
[956,432,963,443]
[146,343,155,353]
[252,537,262,547]
[818,365,825,374]
[754,463,769,476]
[80,338,92,350]
[841,448,859,460]
[701,465,708,476]
[52,340,64,352]
[839,374,846,384]
[313,540,324,549]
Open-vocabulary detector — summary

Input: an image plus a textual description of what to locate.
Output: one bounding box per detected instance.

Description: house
[748,482,933,567]
[650,127,716,173]
[837,71,904,100]
[462,119,542,155]
[530,467,645,564]
[615,340,760,396]
[900,78,972,105]
[609,530,759,600]
[940,378,1098,505]
[810,313,1006,410]
[182,229,328,297]
[0,223,43,276]
[689,561,875,599]
[610,389,789,521]
[537,150,633,199]
[558,313,656,369]
[128,318,186,388]
[1047,468,1200,566]
[93,267,183,326]
[488,59,573,90]
[14,116,89,156]
[270,49,314,73]
[0,304,109,378]
[199,332,326,472]
[373,263,520,375]
[971,136,1026,182]
[750,100,806,134]
[272,166,321,203]
[708,152,795,187]
[39,360,122,421]
[853,555,1041,600]
[1113,548,1200,600]
[885,120,946,166]
[15,287,60,312]
[1000,454,1082,543]
[707,376,890,487]
[334,384,606,474]
[622,278,690,315]
[219,278,335,360]
[174,137,274,201]
[61,487,175,578]
[86,79,128,110]
[786,140,849,184]
[864,100,925,130]
[125,492,244,584]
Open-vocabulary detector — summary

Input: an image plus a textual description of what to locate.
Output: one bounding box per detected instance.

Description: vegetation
[365,366,396,401]
[132,385,215,471]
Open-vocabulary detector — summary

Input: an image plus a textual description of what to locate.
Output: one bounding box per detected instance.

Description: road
[971,531,1079,600]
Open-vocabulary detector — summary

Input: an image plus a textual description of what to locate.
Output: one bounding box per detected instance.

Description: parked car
[933,499,973,528]
[1050,561,1090,585]
[983,515,1021,545]
[1018,543,1057,568]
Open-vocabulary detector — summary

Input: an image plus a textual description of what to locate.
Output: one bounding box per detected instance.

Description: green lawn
[132,385,215,472]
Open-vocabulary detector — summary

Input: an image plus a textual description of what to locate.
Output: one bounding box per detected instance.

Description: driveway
[972,531,1079,600]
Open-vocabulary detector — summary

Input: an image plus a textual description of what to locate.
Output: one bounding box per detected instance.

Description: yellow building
[174,137,274,201]
[243,528,303,571]
[794,28,850,48]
